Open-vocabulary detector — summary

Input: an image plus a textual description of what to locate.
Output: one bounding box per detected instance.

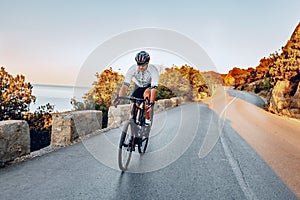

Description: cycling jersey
[123,64,159,88]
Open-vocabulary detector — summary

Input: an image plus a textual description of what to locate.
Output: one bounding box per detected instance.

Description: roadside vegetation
[0,67,53,151]
[1,64,213,151]
[72,65,210,128]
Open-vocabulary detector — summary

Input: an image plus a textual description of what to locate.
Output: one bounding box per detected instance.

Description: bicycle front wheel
[118,120,134,171]
[138,136,149,155]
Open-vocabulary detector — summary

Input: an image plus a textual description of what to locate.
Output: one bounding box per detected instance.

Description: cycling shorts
[131,84,151,99]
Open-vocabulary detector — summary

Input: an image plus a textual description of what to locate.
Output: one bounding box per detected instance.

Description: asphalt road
[0,96,297,199]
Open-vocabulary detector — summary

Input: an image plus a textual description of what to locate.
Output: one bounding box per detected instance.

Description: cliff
[222,22,300,119]
[268,22,300,118]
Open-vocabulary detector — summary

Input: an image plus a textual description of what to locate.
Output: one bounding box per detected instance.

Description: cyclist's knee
[143,88,151,99]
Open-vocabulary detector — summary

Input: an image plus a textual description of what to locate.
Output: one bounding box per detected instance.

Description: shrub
[156,84,176,100]
[23,104,54,151]
[254,78,272,94]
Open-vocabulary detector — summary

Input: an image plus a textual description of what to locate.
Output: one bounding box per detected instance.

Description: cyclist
[114,50,159,125]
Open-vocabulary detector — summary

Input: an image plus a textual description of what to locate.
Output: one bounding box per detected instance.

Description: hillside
[222,22,300,119]
[268,22,300,118]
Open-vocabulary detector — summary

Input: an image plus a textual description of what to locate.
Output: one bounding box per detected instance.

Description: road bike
[115,96,154,171]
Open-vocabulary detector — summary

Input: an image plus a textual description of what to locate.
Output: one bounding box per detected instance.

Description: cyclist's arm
[150,87,157,104]
[113,83,128,107]
[119,65,135,97]
[119,84,129,97]
[149,64,159,104]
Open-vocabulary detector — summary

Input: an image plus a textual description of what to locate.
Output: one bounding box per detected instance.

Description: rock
[225,22,300,120]
[51,110,102,146]
[170,97,179,107]
[107,97,189,128]
[269,80,300,118]
[107,104,131,128]
[0,120,30,163]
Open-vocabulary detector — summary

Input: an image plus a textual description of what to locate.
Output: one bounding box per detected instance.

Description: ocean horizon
[30,84,91,112]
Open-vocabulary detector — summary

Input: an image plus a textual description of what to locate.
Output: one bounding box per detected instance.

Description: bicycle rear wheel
[118,120,134,171]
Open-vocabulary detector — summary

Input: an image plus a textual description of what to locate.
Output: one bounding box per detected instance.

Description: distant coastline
[30,84,91,112]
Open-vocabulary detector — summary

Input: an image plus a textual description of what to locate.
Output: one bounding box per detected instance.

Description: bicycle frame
[131,98,148,126]
[118,96,152,146]
[117,96,151,126]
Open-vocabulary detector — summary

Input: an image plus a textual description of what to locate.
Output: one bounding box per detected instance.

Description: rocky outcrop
[269,80,300,118]
[223,67,254,87]
[0,120,30,163]
[268,22,300,118]
[223,22,300,119]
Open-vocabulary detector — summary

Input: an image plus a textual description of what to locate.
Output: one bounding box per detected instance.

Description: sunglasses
[137,62,148,67]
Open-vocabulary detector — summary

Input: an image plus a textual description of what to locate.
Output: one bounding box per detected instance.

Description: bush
[254,78,272,94]
[23,103,54,151]
[156,84,176,100]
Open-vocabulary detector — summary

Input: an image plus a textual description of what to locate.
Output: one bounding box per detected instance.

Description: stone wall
[107,97,188,128]
[0,98,188,163]
[51,110,102,146]
[0,120,30,163]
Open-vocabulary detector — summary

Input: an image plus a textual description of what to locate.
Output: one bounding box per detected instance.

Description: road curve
[215,89,300,198]
[0,95,298,199]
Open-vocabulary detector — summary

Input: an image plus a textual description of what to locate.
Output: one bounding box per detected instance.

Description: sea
[30,84,91,112]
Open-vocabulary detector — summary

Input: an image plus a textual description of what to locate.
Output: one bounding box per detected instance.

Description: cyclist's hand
[113,95,120,108]
[147,103,154,113]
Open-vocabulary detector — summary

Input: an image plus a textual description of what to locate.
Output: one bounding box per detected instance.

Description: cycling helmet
[135,51,150,65]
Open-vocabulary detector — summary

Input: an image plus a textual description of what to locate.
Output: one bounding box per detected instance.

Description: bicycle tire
[138,136,149,155]
[138,105,154,154]
[118,120,133,171]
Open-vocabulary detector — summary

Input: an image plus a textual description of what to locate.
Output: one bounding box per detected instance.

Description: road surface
[0,91,297,199]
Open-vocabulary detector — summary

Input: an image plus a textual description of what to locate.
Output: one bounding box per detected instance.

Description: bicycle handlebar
[117,96,145,102]
[113,95,149,108]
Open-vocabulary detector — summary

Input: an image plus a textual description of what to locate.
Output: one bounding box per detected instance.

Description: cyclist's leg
[143,88,152,120]
[131,85,144,116]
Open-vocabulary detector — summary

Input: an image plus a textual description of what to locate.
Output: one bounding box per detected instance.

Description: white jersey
[124,64,159,88]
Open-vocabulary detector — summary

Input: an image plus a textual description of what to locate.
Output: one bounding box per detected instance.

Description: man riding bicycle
[114,50,159,126]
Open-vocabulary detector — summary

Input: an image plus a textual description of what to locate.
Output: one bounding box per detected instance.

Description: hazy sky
[1,0,299,86]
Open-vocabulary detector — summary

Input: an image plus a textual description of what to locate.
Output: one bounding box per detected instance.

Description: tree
[86,67,125,107]
[72,67,124,128]
[159,65,209,101]
[159,65,191,98]
[72,65,210,127]
[0,67,36,120]
[0,67,53,151]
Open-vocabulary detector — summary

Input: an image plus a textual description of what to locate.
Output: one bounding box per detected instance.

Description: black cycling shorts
[131,84,151,99]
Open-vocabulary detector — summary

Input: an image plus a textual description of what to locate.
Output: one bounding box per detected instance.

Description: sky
[0,0,299,86]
